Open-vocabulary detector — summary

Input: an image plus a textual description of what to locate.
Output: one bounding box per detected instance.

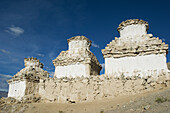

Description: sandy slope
[107,88,170,113]
[24,95,134,113]
[1,88,170,113]
[22,88,170,113]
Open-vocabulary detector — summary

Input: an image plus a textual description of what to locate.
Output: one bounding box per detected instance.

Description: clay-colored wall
[38,73,170,103]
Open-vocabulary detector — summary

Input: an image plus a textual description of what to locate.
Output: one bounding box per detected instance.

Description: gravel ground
[106,88,170,113]
[1,88,170,113]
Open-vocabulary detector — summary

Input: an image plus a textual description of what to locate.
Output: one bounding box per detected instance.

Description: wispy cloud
[0,49,10,54]
[91,41,100,48]
[0,74,12,78]
[0,74,12,91]
[49,51,55,60]
[5,25,24,36]
[162,38,165,42]
[37,53,45,57]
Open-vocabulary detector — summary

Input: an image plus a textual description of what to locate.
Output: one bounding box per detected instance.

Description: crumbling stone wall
[38,73,170,103]
[24,79,39,95]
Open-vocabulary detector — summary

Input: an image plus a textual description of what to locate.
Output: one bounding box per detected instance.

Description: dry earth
[1,88,170,113]
[167,62,170,70]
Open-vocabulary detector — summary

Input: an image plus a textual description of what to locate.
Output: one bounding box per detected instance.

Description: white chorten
[102,19,169,78]
[53,36,102,78]
[7,57,49,100]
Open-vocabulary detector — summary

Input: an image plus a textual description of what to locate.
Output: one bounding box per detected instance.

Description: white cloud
[0,49,10,54]
[0,88,8,92]
[49,51,55,60]
[0,74,12,92]
[37,53,45,57]
[0,74,12,78]
[5,25,24,36]
[162,38,165,42]
[91,41,100,48]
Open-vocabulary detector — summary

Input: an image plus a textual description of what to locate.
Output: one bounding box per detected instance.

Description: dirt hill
[1,88,170,113]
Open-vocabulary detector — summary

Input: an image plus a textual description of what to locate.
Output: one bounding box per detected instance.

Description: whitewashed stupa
[7,57,49,100]
[102,19,169,77]
[53,36,102,78]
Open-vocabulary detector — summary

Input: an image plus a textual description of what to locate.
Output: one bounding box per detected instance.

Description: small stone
[130,109,134,111]
[117,104,119,107]
[144,105,151,110]
[130,100,133,103]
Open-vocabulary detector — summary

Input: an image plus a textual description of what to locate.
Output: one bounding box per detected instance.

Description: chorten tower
[102,19,169,77]
[53,36,102,78]
[7,57,49,100]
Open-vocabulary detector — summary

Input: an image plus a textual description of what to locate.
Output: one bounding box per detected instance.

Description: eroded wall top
[8,57,49,83]
[102,19,169,59]
[117,19,149,37]
[53,36,101,69]
[67,36,91,51]
[24,57,43,68]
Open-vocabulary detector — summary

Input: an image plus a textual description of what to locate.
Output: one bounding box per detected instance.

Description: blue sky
[0,0,170,91]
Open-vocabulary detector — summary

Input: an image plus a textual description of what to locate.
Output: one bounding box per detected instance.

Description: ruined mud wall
[38,73,170,103]
[24,79,39,95]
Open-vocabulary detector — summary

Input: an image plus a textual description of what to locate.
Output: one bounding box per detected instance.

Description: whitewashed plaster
[54,63,90,78]
[120,24,147,37]
[25,61,40,68]
[8,80,26,100]
[68,40,90,51]
[105,54,168,78]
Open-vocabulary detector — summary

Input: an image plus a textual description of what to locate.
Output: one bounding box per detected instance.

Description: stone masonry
[38,73,170,103]
[7,57,49,100]
[6,19,170,104]
[53,36,102,78]
[102,19,169,77]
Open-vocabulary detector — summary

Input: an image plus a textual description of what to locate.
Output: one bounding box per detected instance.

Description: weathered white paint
[26,62,38,67]
[54,63,90,78]
[8,80,26,100]
[25,61,40,67]
[24,58,44,68]
[68,40,90,51]
[120,24,147,37]
[105,54,168,77]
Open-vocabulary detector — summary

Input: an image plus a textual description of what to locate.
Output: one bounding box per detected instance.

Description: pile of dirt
[0,88,170,113]
[106,88,170,113]
[0,97,29,113]
[0,94,41,113]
